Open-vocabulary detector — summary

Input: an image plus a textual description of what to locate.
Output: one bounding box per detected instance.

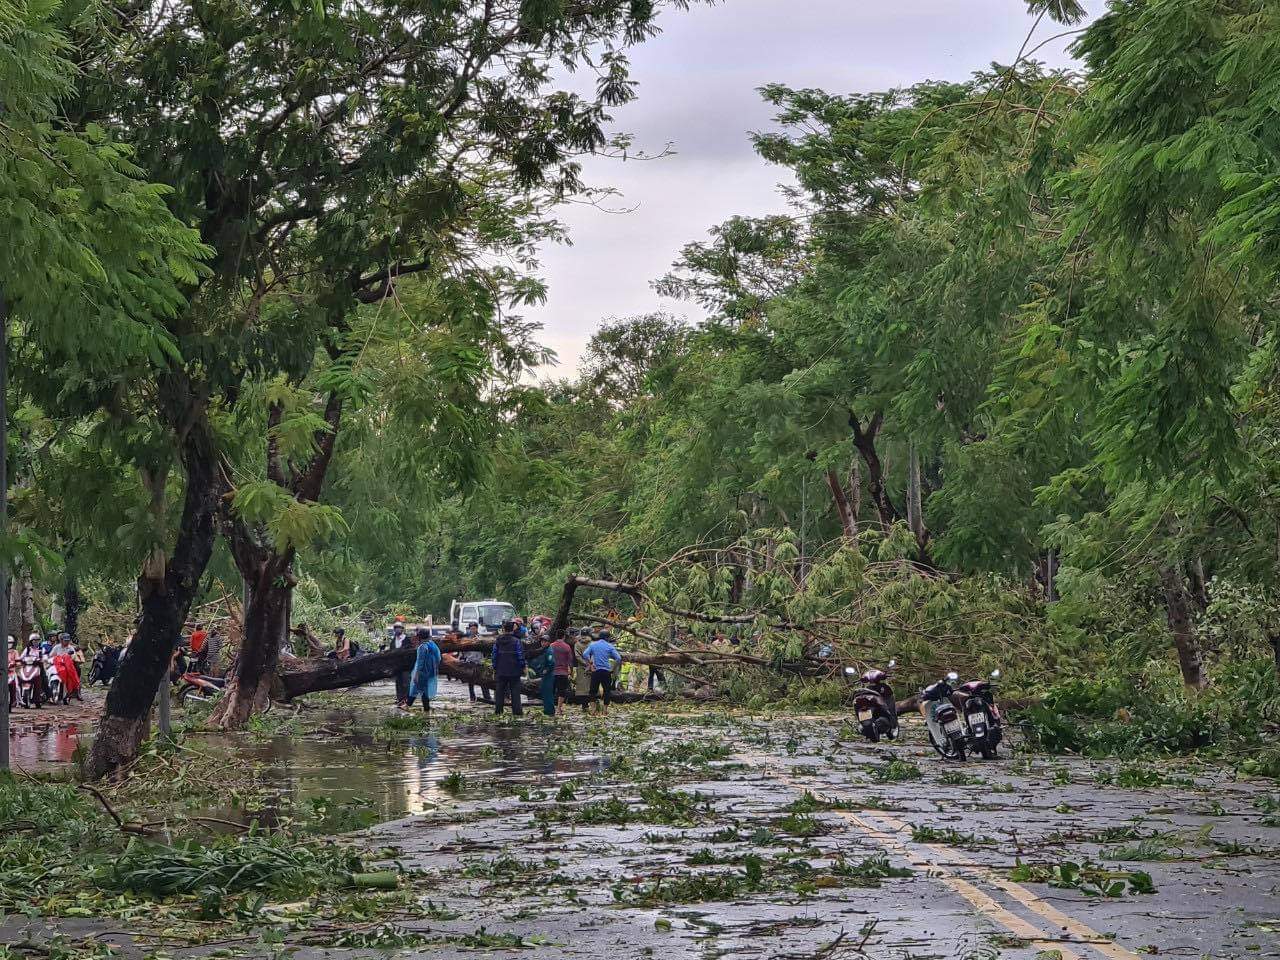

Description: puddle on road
[6,682,606,826]
[6,718,87,768]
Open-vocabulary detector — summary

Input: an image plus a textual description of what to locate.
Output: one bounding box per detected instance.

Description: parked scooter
[844,659,899,742]
[176,671,225,705]
[920,672,968,761]
[953,670,1004,759]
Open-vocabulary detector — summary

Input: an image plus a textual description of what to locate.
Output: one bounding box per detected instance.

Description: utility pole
[1,288,10,771]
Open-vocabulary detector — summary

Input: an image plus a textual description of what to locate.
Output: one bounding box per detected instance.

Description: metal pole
[1,289,10,770]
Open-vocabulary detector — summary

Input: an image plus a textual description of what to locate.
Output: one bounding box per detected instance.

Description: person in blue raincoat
[407,627,442,713]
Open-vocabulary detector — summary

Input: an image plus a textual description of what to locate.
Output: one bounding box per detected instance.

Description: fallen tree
[273,641,671,705]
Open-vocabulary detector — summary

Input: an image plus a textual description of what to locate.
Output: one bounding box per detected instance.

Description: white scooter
[16,652,42,708]
[43,656,66,705]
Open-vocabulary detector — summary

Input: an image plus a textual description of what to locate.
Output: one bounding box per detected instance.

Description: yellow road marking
[876,811,1142,960]
[744,752,1143,960]
[842,809,1089,959]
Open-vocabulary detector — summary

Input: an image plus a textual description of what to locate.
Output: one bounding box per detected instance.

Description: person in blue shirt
[581,630,623,715]
[407,627,442,713]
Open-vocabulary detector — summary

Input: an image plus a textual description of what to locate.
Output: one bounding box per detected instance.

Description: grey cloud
[530,0,1086,374]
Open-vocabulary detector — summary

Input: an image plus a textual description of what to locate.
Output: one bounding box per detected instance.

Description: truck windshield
[477,603,513,628]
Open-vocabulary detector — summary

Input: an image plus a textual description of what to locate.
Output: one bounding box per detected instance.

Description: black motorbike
[920,672,968,761]
[955,670,1003,759]
[844,659,899,742]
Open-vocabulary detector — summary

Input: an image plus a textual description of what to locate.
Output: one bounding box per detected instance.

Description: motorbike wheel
[980,745,997,759]
[927,727,959,760]
[178,684,210,706]
[862,721,880,743]
[952,739,967,762]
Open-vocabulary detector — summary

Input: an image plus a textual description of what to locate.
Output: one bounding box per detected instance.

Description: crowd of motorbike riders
[6,632,89,709]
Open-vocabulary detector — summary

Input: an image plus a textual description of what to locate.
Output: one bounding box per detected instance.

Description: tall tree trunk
[905,442,928,556]
[210,391,342,727]
[825,469,857,541]
[209,553,291,728]
[1158,564,1206,691]
[850,411,898,533]
[8,567,33,641]
[86,409,219,780]
[1188,557,1210,613]
[849,458,862,527]
[63,574,82,643]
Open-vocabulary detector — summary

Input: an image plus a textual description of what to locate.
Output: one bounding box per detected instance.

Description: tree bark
[86,409,220,780]
[63,574,82,643]
[850,411,898,533]
[211,390,343,728]
[7,567,33,642]
[1158,564,1206,691]
[901,442,931,563]
[208,561,289,728]
[825,468,857,541]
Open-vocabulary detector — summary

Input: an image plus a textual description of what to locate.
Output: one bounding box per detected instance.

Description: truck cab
[449,599,515,636]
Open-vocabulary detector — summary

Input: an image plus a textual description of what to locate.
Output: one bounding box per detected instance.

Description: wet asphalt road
[5,691,1278,958]
[341,712,1278,960]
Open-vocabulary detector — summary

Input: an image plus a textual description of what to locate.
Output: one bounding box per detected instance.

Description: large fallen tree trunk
[274,642,670,705]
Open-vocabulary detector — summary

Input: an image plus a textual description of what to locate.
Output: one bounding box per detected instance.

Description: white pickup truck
[449,599,515,635]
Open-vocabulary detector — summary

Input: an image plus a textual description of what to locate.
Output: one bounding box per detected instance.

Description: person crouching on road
[582,629,622,716]
[491,620,525,717]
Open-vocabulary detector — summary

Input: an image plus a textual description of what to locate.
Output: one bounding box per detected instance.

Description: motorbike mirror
[990,669,1001,680]
[946,670,959,682]
[887,659,897,669]
[843,666,857,676]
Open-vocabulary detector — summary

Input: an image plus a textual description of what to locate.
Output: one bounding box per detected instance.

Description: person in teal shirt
[529,644,557,717]
[407,628,442,713]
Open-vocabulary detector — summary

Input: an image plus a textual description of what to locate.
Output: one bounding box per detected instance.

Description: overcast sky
[523,0,1086,375]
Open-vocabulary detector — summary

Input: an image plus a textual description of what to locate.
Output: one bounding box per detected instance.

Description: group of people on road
[375,616,627,719]
[490,620,624,718]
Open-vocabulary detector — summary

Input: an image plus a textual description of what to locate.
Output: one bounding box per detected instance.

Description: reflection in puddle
[8,684,605,828]
[196,711,605,823]
[7,719,85,768]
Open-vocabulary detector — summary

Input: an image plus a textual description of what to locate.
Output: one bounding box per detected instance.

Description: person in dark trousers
[549,631,575,716]
[581,629,623,716]
[462,621,493,703]
[390,620,411,705]
[491,620,525,716]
